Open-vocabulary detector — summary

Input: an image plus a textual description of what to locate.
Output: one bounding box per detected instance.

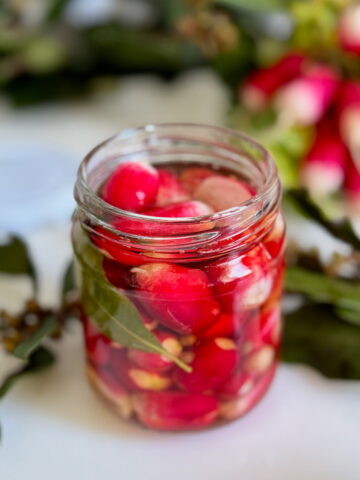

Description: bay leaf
[0,236,37,291]
[0,347,55,399]
[73,224,191,372]
[283,305,360,379]
[12,315,57,361]
[46,0,72,21]
[216,0,286,12]
[62,260,76,301]
[334,307,360,327]
[286,267,360,312]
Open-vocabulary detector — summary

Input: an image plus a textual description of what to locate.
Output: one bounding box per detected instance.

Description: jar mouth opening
[75,123,280,229]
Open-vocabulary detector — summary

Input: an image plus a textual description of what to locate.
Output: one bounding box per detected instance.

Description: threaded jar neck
[74,123,281,260]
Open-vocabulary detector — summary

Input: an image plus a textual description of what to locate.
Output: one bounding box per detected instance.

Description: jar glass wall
[72,124,285,431]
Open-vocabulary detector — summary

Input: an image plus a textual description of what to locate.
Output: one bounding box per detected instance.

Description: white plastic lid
[0,140,77,233]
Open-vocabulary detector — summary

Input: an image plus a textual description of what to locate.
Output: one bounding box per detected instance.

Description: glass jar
[72,123,284,431]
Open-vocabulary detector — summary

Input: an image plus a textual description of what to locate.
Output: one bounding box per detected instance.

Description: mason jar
[72,123,285,431]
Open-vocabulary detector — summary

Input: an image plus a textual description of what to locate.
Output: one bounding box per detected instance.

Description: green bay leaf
[74,223,191,373]
[0,236,37,291]
[285,267,360,310]
[81,274,191,372]
[12,315,57,361]
[215,0,286,12]
[62,260,76,301]
[0,347,55,399]
[283,305,360,379]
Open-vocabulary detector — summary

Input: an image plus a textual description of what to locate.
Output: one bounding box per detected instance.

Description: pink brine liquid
[73,159,285,431]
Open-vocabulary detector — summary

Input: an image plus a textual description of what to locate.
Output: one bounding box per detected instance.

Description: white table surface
[1,70,360,480]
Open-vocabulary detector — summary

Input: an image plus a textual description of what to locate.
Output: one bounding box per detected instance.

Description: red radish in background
[179,167,215,194]
[336,81,360,113]
[102,161,159,211]
[174,337,239,393]
[344,154,360,214]
[156,169,190,206]
[338,4,360,56]
[275,65,339,125]
[87,366,133,419]
[206,244,273,312]
[111,349,172,392]
[241,53,306,111]
[336,81,360,168]
[131,263,220,334]
[301,118,347,195]
[128,331,182,372]
[133,391,219,430]
[194,175,254,212]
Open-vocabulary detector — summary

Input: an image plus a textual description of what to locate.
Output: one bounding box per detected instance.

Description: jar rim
[75,122,280,230]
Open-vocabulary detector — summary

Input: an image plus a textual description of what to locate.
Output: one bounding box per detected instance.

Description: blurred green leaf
[286,267,360,312]
[12,316,57,361]
[158,0,190,29]
[3,73,90,106]
[335,307,360,327]
[0,347,55,399]
[62,261,75,300]
[46,0,72,21]
[211,40,253,89]
[251,108,277,130]
[283,305,360,379]
[216,0,286,12]
[284,189,360,250]
[85,25,204,74]
[0,236,37,290]
[268,144,299,189]
[21,36,67,74]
